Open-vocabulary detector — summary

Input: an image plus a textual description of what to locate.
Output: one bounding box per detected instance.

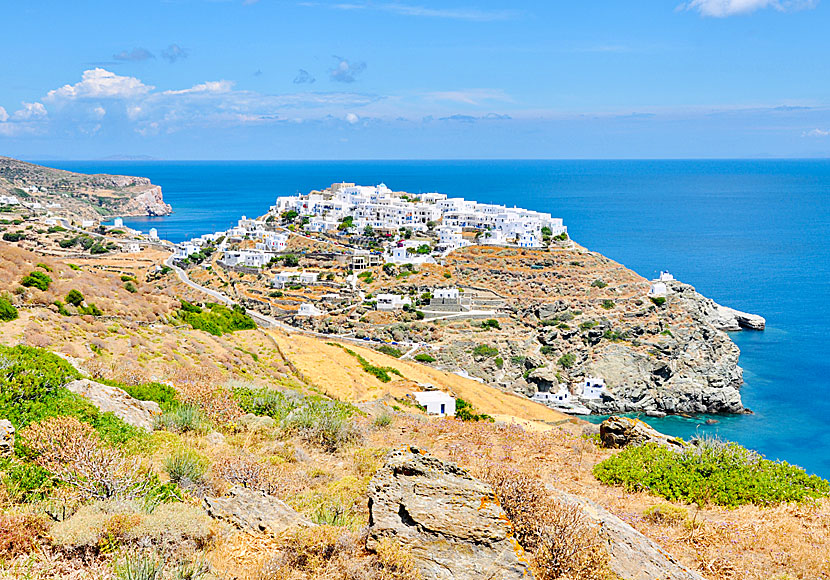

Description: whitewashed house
[223,250,269,268]
[580,377,607,400]
[148,228,159,240]
[413,391,456,417]
[648,282,668,298]
[122,242,141,253]
[433,288,460,302]
[532,386,572,406]
[81,220,95,228]
[0,195,20,205]
[113,218,124,228]
[659,271,674,282]
[297,303,323,317]
[256,232,288,252]
[375,293,411,311]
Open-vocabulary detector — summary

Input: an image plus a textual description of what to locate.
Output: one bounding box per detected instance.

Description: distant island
[0,156,171,221]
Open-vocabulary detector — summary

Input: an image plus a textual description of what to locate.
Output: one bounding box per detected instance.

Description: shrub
[118,381,179,411]
[234,387,300,422]
[650,296,667,306]
[22,416,153,501]
[472,344,499,358]
[601,299,615,310]
[125,281,138,293]
[176,302,256,336]
[0,296,18,321]
[113,553,164,580]
[154,404,208,434]
[282,399,363,452]
[79,302,103,316]
[373,411,393,428]
[337,345,404,383]
[557,353,577,368]
[2,232,24,242]
[0,513,49,559]
[164,450,207,487]
[642,504,689,525]
[66,289,85,306]
[455,398,493,422]
[21,270,51,291]
[213,454,282,495]
[414,353,435,363]
[591,279,607,289]
[0,457,54,502]
[593,438,830,507]
[483,466,612,580]
[376,344,403,358]
[480,318,501,330]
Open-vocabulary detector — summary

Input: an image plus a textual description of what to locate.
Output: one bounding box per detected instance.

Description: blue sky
[1,0,829,159]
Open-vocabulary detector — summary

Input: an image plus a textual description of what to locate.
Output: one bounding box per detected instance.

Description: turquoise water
[46,160,830,476]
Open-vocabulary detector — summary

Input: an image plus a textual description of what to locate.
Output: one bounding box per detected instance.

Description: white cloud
[345,112,360,124]
[424,89,512,105]
[45,68,153,101]
[163,80,235,95]
[804,128,830,137]
[681,0,818,17]
[12,102,47,120]
[0,107,7,123]
[93,106,106,118]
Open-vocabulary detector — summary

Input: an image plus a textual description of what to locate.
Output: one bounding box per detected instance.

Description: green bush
[336,345,403,383]
[455,398,493,422]
[113,553,165,580]
[79,303,103,316]
[234,387,300,421]
[414,353,436,363]
[601,299,615,310]
[650,296,667,307]
[557,353,577,368]
[165,450,207,487]
[20,271,51,291]
[593,438,830,507]
[154,405,207,434]
[480,319,501,330]
[472,344,499,358]
[124,281,138,293]
[176,302,256,336]
[0,296,18,321]
[2,232,24,242]
[0,457,54,503]
[591,279,607,288]
[97,379,179,412]
[282,399,362,451]
[65,289,84,306]
[375,345,403,358]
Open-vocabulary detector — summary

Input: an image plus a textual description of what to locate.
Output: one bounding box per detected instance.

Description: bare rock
[599,416,684,449]
[0,420,14,457]
[555,491,704,580]
[65,379,161,432]
[366,446,533,580]
[203,485,314,536]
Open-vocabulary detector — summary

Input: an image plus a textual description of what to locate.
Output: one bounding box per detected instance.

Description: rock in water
[203,486,314,536]
[65,379,161,431]
[0,420,14,457]
[555,491,705,580]
[366,447,532,580]
[600,416,684,448]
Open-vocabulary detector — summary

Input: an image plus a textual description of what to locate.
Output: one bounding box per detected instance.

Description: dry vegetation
[0,241,829,580]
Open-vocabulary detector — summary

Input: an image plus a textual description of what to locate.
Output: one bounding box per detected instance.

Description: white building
[648,282,668,298]
[0,195,20,206]
[271,183,566,248]
[122,242,141,253]
[223,250,269,268]
[272,271,319,288]
[256,232,288,252]
[81,220,95,228]
[297,303,323,317]
[174,243,201,260]
[148,228,158,240]
[580,377,607,400]
[113,218,124,228]
[433,288,460,301]
[659,271,674,282]
[532,386,572,406]
[375,293,411,311]
[412,391,456,416]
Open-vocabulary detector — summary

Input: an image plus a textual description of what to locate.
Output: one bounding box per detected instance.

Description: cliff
[0,156,171,220]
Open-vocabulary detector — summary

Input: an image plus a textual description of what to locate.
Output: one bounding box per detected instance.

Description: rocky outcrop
[717,305,766,330]
[0,420,14,457]
[120,185,172,217]
[555,491,704,580]
[366,447,532,580]
[599,416,684,449]
[65,379,161,431]
[203,485,314,536]
[669,280,764,331]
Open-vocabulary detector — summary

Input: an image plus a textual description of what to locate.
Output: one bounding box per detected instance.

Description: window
[440,403,446,415]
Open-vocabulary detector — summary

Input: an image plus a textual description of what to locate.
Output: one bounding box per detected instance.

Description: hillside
[0,240,828,580]
[0,156,171,220]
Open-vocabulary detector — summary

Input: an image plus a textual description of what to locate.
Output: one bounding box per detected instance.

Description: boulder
[65,379,161,432]
[599,416,684,449]
[366,447,532,580]
[556,491,705,580]
[203,485,314,536]
[526,366,560,392]
[0,420,14,457]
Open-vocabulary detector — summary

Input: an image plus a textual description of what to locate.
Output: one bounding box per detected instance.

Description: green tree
[65,290,84,307]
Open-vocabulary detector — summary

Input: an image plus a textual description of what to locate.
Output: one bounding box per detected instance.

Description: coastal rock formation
[555,491,705,580]
[599,415,684,449]
[366,447,532,580]
[203,485,314,536]
[65,379,161,431]
[668,280,765,331]
[120,185,172,217]
[0,420,14,457]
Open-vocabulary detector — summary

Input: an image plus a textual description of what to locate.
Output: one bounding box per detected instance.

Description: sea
[45,159,830,477]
